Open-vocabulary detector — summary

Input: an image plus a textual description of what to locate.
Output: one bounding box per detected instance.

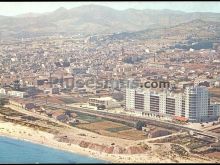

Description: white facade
[214,104,220,117]
[0,88,6,95]
[8,91,27,98]
[89,97,121,109]
[125,86,217,122]
[159,92,166,114]
[184,86,209,122]
[175,93,183,117]
[144,90,150,112]
[125,88,135,111]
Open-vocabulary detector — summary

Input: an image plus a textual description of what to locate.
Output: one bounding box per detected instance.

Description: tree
[135,120,146,130]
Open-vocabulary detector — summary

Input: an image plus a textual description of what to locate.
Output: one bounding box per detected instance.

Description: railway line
[1,94,220,140]
[32,99,220,140]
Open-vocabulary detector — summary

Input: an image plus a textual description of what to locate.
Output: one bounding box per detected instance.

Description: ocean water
[0,136,107,163]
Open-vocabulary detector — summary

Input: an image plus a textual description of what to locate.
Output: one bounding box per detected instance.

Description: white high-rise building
[159,91,169,114]
[184,86,209,122]
[175,93,184,117]
[214,104,220,117]
[125,85,218,122]
[125,88,135,111]
[144,89,150,112]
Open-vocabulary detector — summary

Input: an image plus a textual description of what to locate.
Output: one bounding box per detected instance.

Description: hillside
[102,19,220,41]
[1,5,220,39]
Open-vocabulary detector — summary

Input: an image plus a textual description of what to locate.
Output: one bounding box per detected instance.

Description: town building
[89,97,121,109]
[125,86,219,122]
[0,88,6,95]
[8,90,28,98]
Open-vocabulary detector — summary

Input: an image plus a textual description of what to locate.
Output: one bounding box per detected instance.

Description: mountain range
[1,4,220,39]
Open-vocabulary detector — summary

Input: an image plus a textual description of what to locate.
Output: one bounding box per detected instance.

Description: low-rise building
[89,97,121,109]
[0,88,6,95]
[8,90,28,98]
[51,110,69,122]
[44,87,60,95]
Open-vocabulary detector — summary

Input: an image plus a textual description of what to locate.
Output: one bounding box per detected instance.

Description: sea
[0,136,107,164]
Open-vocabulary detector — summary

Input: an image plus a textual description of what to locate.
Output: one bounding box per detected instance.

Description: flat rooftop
[89,97,114,101]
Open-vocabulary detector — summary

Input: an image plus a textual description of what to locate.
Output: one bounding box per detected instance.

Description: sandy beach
[0,120,217,163]
[0,121,112,163]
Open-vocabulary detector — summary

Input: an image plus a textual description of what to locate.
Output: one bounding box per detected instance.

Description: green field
[76,114,104,123]
[58,97,77,104]
[106,126,131,132]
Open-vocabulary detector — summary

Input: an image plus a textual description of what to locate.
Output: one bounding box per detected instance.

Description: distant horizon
[1,2,220,16]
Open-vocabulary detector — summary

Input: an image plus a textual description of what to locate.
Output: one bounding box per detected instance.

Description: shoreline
[0,134,107,163]
[0,121,218,163]
[0,122,115,163]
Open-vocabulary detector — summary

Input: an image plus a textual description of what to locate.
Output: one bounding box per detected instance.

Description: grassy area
[0,107,64,132]
[149,134,213,152]
[76,114,104,123]
[76,120,147,140]
[0,107,25,117]
[106,126,131,133]
[58,97,78,104]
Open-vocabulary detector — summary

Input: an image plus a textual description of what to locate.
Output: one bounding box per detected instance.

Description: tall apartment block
[125,86,220,122]
[184,86,209,122]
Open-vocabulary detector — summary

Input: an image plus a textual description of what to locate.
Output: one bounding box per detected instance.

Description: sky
[0,1,220,16]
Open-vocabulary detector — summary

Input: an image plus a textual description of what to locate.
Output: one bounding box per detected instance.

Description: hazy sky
[0,2,220,16]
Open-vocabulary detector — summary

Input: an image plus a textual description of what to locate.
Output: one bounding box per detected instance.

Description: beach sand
[0,120,217,163]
